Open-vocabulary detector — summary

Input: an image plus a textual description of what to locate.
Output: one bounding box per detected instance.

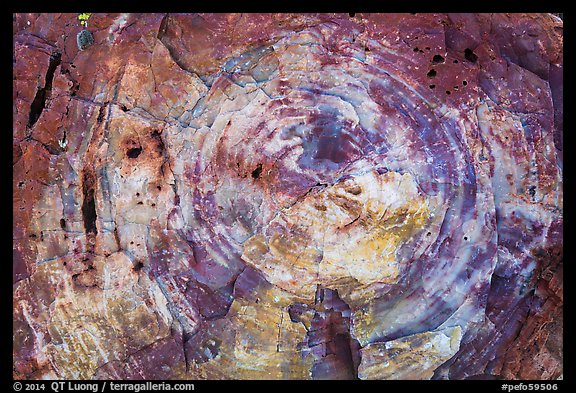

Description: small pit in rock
[464,48,478,63]
[432,54,445,64]
[251,164,263,179]
[126,147,142,159]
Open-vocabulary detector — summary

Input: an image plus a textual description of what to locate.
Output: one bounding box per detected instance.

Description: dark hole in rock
[71,83,80,97]
[133,261,144,272]
[427,232,432,236]
[152,203,156,207]
[464,236,468,241]
[453,59,459,64]
[462,80,468,86]
[251,163,263,179]
[126,147,142,159]
[413,47,419,52]
[137,201,143,205]
[120,104,128,112]
[81,171,98,235]
[464,48,478,63]
[136,192,140,197]
[365,46,370,52]
[446,90,451,95]
[348,12,356,17]
[157,185,162,191]
[150,129,165,154]
[427,69,437,78]
[429,84,436,89]
[27,52,61,129]
[97,105,105,123]
[60,218,66,229]
[432,54,444,64]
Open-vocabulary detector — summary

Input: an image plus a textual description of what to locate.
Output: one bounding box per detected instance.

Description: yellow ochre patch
[242,170,432,298]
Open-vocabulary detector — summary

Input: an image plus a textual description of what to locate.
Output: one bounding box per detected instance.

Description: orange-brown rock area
[13,13,562,380]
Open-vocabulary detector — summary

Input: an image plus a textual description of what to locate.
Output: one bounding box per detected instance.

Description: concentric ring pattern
[13,13,562,380]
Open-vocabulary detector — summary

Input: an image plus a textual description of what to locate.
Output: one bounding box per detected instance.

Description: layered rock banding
[13,13,563,380]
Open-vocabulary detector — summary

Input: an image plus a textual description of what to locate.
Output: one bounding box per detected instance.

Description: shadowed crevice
[27,51,61,129]
[81,170,98,236]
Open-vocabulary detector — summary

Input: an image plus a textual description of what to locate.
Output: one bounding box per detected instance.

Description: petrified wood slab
[13,13,562,380]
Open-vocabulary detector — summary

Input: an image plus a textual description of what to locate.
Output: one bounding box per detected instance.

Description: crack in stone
[27,51,61,130]
[156,14,196,77]
[81,168,98,238]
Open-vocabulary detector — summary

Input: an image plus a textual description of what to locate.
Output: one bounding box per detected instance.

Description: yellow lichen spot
[78,13,92,27]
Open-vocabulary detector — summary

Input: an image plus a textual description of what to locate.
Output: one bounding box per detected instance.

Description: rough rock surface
[13,13,562,380]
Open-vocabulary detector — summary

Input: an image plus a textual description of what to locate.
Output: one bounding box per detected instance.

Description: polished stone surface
[13,13,562,380]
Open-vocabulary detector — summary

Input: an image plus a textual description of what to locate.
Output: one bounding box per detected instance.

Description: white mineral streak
[358,326,463,379]
[108,14,130,36]
[20,303,49,366]
[477,100,560,245]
